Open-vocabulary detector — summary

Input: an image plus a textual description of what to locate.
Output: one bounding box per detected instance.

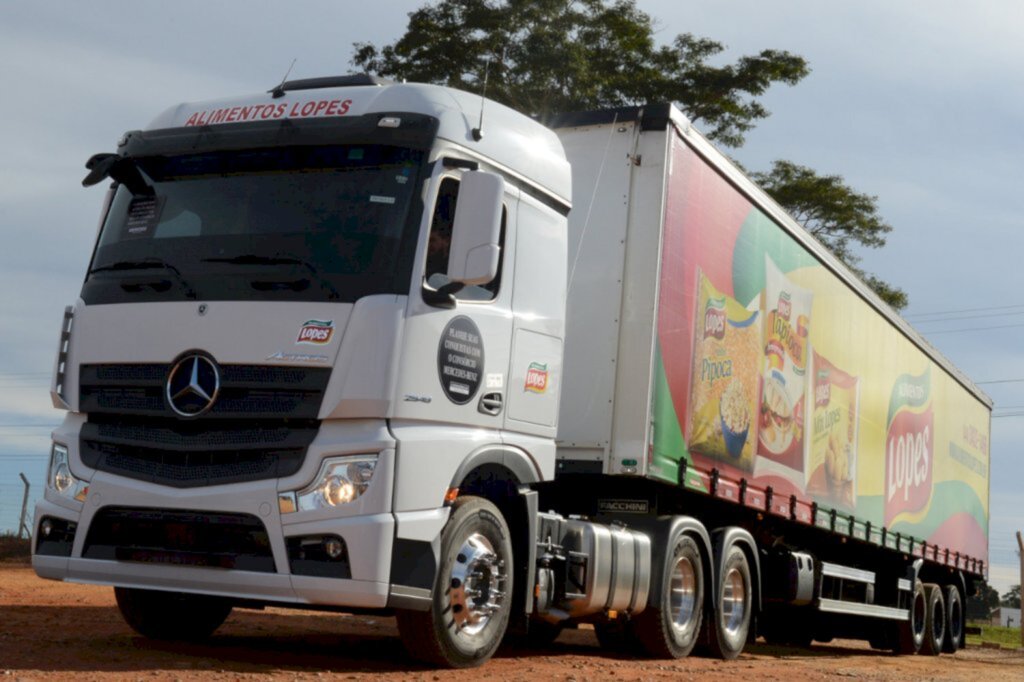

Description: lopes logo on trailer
[296,320,335,345]
[884,368,933,526]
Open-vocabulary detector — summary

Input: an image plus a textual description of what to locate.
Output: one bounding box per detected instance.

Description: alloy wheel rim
[448,532,507,637]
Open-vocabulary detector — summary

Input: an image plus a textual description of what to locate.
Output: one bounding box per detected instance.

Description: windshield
[83,144,425,304]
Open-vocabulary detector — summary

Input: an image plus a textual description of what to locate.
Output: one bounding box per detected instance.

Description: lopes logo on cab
[296,320,335,345]
[525,363,549,393]
[884,368,933,526]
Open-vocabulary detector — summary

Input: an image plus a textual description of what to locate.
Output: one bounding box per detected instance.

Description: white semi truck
[33,75,991,668]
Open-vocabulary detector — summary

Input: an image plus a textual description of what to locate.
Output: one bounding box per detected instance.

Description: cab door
[390,162,518,512]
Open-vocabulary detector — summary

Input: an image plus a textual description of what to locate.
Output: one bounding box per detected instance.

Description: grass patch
[966,622,1022,649]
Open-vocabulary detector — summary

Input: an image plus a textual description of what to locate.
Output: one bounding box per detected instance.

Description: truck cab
[35,75,570,665]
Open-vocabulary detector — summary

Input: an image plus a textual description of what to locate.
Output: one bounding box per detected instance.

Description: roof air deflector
[269,74,393,98]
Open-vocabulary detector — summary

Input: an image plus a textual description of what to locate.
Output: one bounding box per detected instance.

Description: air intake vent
[51,306,74,409]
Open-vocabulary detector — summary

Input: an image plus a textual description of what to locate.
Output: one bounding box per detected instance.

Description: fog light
[324,538,344,559]
[40,519,53,538]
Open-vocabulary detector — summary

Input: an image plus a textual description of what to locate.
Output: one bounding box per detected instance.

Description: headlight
[292,454,378,512]
[48,443,88,502]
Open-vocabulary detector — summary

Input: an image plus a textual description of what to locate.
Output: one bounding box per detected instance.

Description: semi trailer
[33,75,991,668]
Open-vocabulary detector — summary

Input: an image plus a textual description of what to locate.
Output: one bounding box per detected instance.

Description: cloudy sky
[1,1,1021,591]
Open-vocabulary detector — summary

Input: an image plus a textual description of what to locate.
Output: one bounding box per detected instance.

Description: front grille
[83,507,275,572]
[81,418,316,487]
[79,362,330,487]
[80,363,331,419]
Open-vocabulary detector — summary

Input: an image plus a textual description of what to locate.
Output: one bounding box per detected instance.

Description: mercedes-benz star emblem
[166,354,220,417]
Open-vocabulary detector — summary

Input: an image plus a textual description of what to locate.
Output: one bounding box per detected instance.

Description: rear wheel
[920,583,946,656]
[396,496,512,668]
[631,534,704,658]
[114,587,232,641]
[894,580,925,654]
[942,584,964,652]
[703,545,752,660]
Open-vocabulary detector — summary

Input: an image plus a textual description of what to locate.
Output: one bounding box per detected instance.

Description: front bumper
[33,419,449,611]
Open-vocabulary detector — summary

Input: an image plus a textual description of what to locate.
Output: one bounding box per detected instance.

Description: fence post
[1017,530,1023,648]
[18,473,31,540]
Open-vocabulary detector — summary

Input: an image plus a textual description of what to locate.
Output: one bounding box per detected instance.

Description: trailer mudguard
[710,527,762,614]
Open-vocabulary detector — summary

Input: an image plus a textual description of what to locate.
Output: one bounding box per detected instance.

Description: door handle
[478,392,503,416]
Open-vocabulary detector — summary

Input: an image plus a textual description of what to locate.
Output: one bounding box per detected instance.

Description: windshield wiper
[88,258,197,299]
[202,254,341,300]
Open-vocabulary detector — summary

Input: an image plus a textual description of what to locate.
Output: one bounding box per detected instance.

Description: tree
[752,161,907,310]
[966,579,1000,620]
[1002,584,1021,609]
[352,0,808,147]
[353,0,904,306]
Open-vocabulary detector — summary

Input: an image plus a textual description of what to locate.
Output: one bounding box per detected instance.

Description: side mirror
[447,171,504,286]
[82,153,120,187]
[81,153,153,196]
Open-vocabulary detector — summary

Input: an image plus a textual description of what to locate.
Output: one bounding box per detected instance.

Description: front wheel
[114,587,232,641]
[396,496,513,668]
[630,534,704,658]
[703,545,752,660]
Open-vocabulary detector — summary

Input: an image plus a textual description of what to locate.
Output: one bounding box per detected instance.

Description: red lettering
[300,101,317,117]
[238,105,252,121]
[325,100,339,115]
[185,112,200,127]
[313,100,329,116]
[274,104,287,118]
[289,102,301,117]
[226,107,241,122]
[210,109,227,124]
[339,99,351,115]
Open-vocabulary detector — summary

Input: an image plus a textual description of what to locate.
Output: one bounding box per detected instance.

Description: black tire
[114,587,232,641]
[396,496,513,668]
[703,545,752,660]
[894,579,925,654]
[630,534,704,658]
[942,584,964,653]
[920,583,946,656]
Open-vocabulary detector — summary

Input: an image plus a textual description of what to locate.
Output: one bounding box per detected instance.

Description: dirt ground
[1,565,1021,681]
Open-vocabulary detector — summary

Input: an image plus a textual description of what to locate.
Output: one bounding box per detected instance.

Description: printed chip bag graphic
[757,255,812,472]
[687,271,761,472]
[806,351,859,511]
[885,368,933,527]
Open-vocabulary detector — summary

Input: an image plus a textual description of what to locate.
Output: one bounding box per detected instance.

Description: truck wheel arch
[616,515,714,617]
[449,446,543,493]
[709,527,762,617]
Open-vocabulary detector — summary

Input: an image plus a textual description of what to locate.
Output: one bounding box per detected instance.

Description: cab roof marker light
[378,117,402,128]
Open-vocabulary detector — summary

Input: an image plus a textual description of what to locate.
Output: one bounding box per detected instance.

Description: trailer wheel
[704,545,752,660]
[894,579,925,654]
[114,587,232,641]
[920,583,946,656]
[396,496,512,668]
[942,584,964,652]
[631,534,704,658]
